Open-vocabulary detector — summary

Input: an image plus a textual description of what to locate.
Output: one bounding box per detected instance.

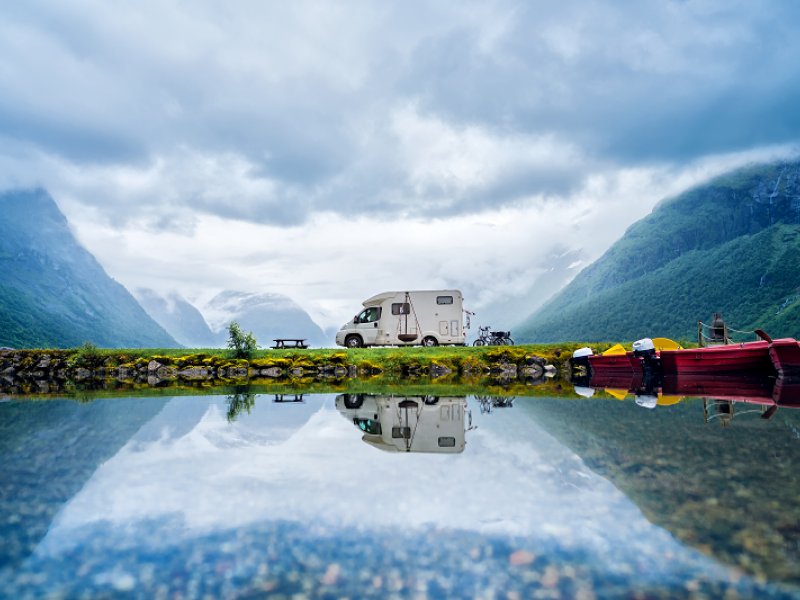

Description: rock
[508,550,536,566]
[147,375,163,386]
[291,367,305,377]
[430,363,453,379]
[521,365,544,378]
[261,367,282,378]
[75,368,92,380]
[2,366,15,376]
[526,355,547,367]
[36,355,51,369]
[117,367,135,379]
[178,367,207,378]
[147,360,163,372]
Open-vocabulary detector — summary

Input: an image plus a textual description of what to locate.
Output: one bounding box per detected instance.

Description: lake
[2,384,800,599]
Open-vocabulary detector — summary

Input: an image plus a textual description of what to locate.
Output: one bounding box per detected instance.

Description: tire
[423,395,439,405]
[422,336,438,347]
[505,338,514,345]
[343,394,364,409]
[345,335,363,348]
[473,340,485,347]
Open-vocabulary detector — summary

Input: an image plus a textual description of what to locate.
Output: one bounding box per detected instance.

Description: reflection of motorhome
[335,290,466,347]
[335,394,467,453]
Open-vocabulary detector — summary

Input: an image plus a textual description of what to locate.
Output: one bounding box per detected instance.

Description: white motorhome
[335,290,466,348]
[335,394,467,454]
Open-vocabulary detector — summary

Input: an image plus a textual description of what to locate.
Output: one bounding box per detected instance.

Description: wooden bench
[271,339,309,349]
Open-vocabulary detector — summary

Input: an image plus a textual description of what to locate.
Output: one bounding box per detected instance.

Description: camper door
[354,306,382,345]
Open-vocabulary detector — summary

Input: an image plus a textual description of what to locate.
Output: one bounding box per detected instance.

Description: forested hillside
[0,189,179,349]
[516,161,800,342]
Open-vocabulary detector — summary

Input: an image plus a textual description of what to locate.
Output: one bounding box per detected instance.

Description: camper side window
[391,303,410,315]
[357,307,381,323]
[436,296,453,305]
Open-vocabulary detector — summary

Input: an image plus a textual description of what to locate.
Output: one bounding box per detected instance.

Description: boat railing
[697,318,761,347]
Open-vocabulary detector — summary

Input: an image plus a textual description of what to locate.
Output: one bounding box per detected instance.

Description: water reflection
[2,388,800,599]
[477,395,515,413]
[336,394,468,453]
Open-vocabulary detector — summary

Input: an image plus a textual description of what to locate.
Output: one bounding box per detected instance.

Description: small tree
[226,321,258,358]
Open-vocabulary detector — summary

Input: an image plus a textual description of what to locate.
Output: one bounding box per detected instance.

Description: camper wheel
[343,394,364,409]
[345,335,363,348]
[422,336,438,347]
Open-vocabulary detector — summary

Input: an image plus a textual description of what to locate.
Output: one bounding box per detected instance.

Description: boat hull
[769,339,800,376]
[660,341,775,375]
[661,374,775,404]
[588,354,633,374]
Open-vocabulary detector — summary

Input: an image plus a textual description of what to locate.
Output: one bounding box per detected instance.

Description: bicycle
[472,326,514,346]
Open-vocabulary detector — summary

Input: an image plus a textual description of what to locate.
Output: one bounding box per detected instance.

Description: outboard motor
[635,395,658,409]
[570,347,593,385]
[632,338,661,379]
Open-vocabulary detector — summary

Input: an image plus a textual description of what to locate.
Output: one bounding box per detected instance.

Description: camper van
[335,394,467,454]
[335,290,466,347]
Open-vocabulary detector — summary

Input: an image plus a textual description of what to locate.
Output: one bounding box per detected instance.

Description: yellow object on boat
[657,394,682,406]
[602,344,627,355]
[652,338,683,351]
[605,388,628,400]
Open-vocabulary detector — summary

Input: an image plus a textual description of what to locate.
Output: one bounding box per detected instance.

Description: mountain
[516,160,800,343]
[202,290,328,348]
[134,289,217,348]
[0,189,179,349]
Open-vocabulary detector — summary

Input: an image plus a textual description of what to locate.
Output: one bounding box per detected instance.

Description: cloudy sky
[1,1,799,329]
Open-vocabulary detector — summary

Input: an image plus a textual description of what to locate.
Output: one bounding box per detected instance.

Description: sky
[1,1,799,330]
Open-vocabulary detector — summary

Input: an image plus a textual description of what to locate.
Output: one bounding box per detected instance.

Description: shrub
[226,321,258,359]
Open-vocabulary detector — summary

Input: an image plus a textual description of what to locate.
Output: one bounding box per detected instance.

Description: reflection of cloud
[39,395,698,571]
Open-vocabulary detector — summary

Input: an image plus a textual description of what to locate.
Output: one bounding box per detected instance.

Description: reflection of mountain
[0,189,179,349]
[520,397,800,584]
[129,395,322,450]
[203,290,328,348]
[134,289,217,348]
[0,397,169,570]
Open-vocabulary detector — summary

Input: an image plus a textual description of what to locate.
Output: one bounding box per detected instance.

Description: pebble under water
[2,389,800,599]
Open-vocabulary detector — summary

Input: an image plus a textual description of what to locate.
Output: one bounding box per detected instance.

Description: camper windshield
[357,307,381,323]
[356,419,382,435]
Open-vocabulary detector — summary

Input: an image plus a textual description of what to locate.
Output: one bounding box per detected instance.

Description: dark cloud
[1,0,799,227]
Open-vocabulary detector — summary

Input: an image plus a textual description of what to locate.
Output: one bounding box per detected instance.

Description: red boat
[659,341,776,375]
[769,338,800,376]
[588,372,634,390]
[587,353,633,374]
[661,374,775,405]
[774,377,800,407]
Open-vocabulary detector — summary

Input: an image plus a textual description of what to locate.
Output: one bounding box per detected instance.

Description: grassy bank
[7,341,627,372]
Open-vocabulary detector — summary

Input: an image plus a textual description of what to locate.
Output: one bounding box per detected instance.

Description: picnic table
[271,339,309,349]
[273,394,305,403]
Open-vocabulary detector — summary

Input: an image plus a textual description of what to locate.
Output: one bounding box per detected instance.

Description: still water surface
[2,390,800,599]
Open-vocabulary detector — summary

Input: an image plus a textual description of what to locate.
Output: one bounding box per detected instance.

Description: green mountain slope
[0,189,180,349]
[517,161,800,342]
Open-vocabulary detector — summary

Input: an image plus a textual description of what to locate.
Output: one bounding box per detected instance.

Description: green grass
[27,341,633,371]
